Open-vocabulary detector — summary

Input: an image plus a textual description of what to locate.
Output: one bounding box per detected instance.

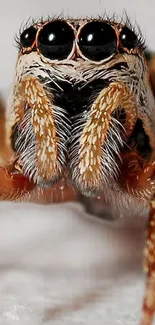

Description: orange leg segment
[0,167,35,200]
[141,197,155,325]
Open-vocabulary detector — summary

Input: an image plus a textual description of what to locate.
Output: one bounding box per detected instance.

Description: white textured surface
[0,201,147,324]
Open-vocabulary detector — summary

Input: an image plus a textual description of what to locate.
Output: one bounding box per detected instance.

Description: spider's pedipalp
[5,51,73,186]
[70,81,137,194]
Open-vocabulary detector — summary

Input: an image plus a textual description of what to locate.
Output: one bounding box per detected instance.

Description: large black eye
[120,27,138,50]
[78,21,117,61]
[20,26,37,48]
[37,20,74,60]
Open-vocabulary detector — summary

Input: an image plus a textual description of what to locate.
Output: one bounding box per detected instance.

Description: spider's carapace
[0,16,155,324]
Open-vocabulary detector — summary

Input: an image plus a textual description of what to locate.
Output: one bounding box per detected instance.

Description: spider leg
[0,166,34,200]
[141,195,155,325]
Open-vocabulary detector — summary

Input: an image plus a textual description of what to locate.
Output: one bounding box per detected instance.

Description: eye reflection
[87,34,93,42]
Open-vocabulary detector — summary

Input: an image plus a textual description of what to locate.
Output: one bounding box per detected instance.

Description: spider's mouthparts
[49,78,109,117]
[10,73,151,194]
[126,118,152,159]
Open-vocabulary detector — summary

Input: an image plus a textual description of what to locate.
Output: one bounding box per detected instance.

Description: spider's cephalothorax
[4,17,155,195]
[4,17,155,206]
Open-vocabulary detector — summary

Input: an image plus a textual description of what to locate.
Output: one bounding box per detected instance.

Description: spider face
[5,17,155,203]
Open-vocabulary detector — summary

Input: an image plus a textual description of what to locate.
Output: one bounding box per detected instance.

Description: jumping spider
[0,16,155,324]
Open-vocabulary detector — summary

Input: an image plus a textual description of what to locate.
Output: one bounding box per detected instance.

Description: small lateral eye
[20,26,37,48]
[78,21,117,61]
[37,20,75,60]
[119,27,138,50]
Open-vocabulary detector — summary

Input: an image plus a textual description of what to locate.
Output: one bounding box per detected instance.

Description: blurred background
[0,0,155,91]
